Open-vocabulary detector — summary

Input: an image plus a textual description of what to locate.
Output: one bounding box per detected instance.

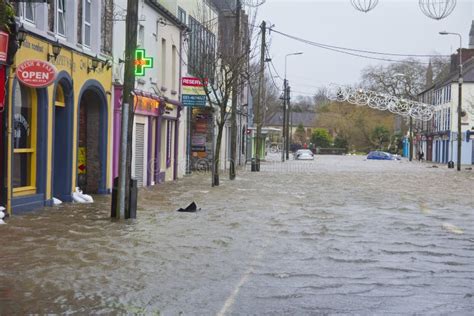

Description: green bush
[311,128,332,148]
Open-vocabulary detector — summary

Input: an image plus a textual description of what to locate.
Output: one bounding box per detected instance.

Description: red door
[427,138,433,161]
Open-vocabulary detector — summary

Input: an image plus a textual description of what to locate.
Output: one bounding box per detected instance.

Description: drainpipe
[179,28,191,176]
[155,104,164,183]
[173,107,181,180]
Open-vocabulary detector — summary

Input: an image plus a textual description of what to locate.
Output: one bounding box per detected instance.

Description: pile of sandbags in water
[72,187,94,204]
[0,206,6,224]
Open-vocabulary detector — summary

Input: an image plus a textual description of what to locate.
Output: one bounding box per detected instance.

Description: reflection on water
[1,156,473,314]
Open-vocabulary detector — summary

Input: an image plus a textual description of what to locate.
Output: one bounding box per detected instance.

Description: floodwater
[1,155,473,314]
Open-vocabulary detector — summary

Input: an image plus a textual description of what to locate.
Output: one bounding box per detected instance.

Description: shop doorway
[52,78,73,201]
[77,86,107,194]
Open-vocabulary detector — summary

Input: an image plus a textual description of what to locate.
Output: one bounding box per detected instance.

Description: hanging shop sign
[16,60,58,88]
[0,31,9,63]
[134,95,159,115]
[182,77,207,107]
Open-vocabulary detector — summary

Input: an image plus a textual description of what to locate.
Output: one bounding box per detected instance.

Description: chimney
[470,20,474,48]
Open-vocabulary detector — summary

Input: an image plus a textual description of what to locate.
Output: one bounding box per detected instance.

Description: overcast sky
[256,0,474,97]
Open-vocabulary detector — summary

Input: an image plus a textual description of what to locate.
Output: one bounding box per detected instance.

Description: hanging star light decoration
[350,0,379,13]
[419,0,457,20]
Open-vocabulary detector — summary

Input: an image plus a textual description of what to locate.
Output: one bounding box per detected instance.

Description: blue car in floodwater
[367,151,395,160]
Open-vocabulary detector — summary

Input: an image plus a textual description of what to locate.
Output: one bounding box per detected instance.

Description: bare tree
[361,57,449,99]
[185,2,260,186]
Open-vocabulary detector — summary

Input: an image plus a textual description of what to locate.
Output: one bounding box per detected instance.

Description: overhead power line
[270,29,447,64]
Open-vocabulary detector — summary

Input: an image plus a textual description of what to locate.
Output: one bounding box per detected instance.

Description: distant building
[416,45,474,165]
[265,111,318,145]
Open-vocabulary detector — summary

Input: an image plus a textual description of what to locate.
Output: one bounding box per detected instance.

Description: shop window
[13,84,37,195]
[55,84,65,107]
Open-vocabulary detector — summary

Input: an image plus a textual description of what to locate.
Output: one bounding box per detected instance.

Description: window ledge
[13,186,36,196]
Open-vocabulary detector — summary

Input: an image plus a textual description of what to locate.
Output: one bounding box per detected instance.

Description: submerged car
[295,149,314,160]
[367,151,394,160]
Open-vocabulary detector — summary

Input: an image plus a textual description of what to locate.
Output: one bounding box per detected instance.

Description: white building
[417,54,474,165]
[111,0,187,187]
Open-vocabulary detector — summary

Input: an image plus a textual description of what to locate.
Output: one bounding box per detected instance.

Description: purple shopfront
[113,86,182,187]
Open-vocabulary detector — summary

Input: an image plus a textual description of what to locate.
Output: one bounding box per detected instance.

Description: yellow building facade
[6,33,113,214]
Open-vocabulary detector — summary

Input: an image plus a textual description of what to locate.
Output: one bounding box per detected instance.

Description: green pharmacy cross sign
[134,49,153,76]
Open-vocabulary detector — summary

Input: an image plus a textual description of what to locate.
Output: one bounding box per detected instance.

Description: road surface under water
[1,155,473,314]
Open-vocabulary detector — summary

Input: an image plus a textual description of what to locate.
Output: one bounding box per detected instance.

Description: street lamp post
[439,31,463,171]
[393,73,414,161]
[284,52,303,160]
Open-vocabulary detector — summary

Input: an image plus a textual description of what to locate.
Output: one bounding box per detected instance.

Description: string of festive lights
[326,83,435,121]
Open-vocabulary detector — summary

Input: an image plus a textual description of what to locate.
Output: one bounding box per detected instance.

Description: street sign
[182,77,207,107]
[134,49,153,76]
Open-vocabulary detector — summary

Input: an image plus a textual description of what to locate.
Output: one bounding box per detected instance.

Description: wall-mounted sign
[0,31,9,63]
[134,95,159,115]
[16,60,58,88]
[182,76,207,107]
[135,49,153,76]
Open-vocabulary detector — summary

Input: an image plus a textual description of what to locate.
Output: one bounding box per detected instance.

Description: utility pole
[230,0,241,180]
[116,0,138,219]
[281,79,287,162]
[409,117,413,161]
[285,84,291,160]
[255,20,266,171]
[456,50,463,171]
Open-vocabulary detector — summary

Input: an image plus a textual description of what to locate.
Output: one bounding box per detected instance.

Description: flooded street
[1,155,473,314]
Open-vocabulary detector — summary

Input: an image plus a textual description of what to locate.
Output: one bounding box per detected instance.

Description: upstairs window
[23,2,35,23]
[138,25,144,47]
[13,2,35,24]
[178,7,186,25]
[84,0,92,47]
[100,0,113,54]
[57,0,66,36]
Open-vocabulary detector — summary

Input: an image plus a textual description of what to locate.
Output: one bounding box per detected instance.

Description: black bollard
[111,177,119,218]
[251,158,257,172]
[448,161,454,169]
[127,179,138,219]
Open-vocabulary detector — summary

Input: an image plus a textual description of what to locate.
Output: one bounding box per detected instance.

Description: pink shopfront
[113,86,182,187]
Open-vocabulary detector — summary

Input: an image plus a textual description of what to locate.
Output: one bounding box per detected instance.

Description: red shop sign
[0,31,8,63]
[16,59,57,88]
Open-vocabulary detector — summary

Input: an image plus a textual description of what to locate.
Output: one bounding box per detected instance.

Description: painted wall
[112,0,186,184]
[7,34,113,213]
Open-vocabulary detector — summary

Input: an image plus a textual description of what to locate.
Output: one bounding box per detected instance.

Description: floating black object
[177,202,200,212]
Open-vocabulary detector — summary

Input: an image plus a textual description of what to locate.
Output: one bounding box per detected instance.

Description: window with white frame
[84,0,92,47]
[21,2,35,23]
[57,0,66,36]
[138,25,144,47]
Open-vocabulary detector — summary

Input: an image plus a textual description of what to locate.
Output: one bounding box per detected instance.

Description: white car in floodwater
[294,149,314,160]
